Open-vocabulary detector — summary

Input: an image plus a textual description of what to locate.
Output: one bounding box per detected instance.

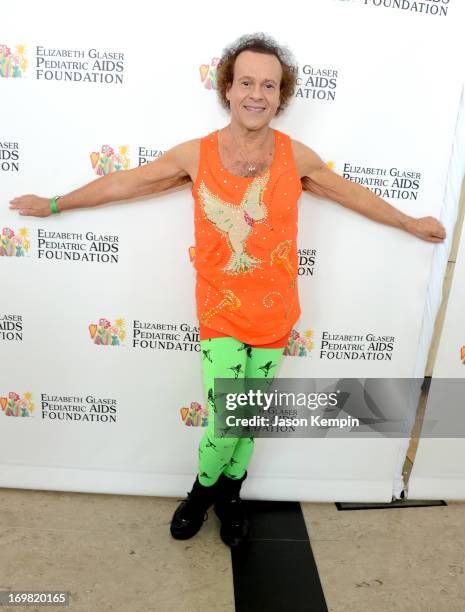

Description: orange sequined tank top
[191,128,302,346]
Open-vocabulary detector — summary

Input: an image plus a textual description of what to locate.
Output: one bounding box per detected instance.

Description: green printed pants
[197,337,285,486]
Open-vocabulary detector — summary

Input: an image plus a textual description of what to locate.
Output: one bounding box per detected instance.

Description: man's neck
[226,121,272,151]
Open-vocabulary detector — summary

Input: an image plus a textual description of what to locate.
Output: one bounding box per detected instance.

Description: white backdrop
[1,0,464,501]
[409,84,465,499]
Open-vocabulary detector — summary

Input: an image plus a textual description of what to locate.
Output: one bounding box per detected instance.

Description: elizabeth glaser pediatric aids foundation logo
[199,58,219,89]
[0,314,22,342]
[0,44,27,77]
[89,318,126,345]
[90,145,130,176]
[0,227,30,257]
[1,392,34,417]
[333,0,451,17]
[284,329,314,357]
[180,401,209,427]
[199,53,339,102]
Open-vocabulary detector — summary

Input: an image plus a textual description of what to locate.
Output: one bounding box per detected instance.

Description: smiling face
[225,50,282,131]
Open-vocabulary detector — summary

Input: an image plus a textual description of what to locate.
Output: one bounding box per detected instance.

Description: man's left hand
[405,216,446,243]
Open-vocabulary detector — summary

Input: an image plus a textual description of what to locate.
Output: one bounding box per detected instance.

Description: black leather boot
[170,475,219,540]
[214,471,249,547]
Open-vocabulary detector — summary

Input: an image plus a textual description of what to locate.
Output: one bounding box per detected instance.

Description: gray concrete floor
[0,487,464,611]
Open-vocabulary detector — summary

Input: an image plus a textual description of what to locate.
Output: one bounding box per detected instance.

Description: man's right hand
[8,139,198,217]
[9,195,52,217]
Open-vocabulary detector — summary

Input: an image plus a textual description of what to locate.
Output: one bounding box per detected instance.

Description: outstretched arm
[292,140,446,243]
[9,140,198,217]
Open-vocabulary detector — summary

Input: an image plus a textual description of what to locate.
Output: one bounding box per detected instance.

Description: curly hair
[216,33,298,116]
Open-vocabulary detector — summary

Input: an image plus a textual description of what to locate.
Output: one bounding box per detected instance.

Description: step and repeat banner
[1,0,464,501]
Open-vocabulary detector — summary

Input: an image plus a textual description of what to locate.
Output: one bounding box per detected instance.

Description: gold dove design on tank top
[197,170,271,275]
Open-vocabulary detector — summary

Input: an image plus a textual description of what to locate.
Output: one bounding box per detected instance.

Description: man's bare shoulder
[175,138,201,152]
[290,138,325,178]
[169,138,200,161]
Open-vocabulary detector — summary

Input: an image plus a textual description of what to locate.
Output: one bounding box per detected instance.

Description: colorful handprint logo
[0,227,30,257]
[284,328,314,357]
[180,401,208,427]
[1,392,34,417]
[89,318,126,346]
[0,44,28,78]
[199,58,220,90]
[90,145,130,176]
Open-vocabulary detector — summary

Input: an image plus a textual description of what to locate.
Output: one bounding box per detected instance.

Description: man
[9,39,445,243]
[9,33,446,547]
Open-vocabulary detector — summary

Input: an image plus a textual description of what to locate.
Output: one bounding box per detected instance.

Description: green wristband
[50,195,61,214]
